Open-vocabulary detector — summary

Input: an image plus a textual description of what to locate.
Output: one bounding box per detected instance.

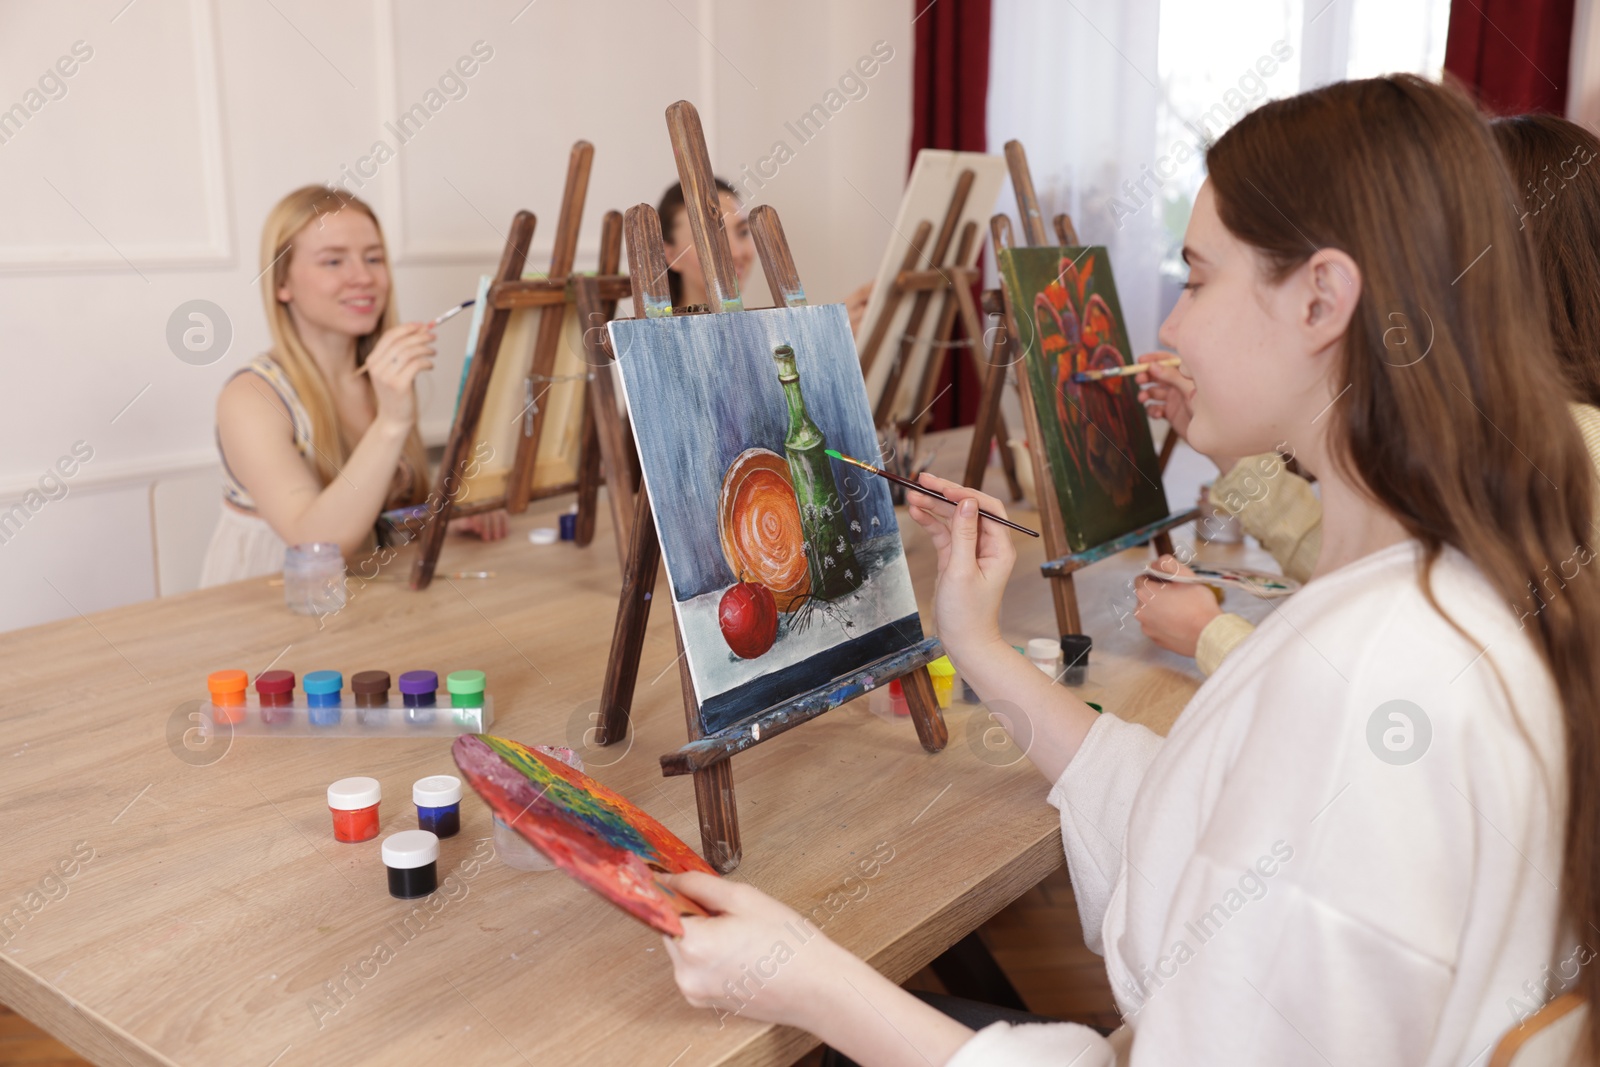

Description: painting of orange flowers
[999,246,1169,552]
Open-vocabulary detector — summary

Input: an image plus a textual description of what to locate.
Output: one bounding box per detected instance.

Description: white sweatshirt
[947,541,1569,1066]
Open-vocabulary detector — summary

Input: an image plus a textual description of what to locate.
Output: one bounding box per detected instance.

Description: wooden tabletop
[0,430,1279,1067]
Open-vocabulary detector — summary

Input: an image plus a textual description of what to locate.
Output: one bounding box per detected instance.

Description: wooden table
[0,430,1279,1066]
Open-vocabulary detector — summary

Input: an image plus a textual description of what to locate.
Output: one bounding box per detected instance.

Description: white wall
[0,0,912,632]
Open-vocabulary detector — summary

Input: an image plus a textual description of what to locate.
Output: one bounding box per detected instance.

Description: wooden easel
[857,172,1024,501]
[979,140,1197,634]
[591,100,949,874]
[409,142,633,589]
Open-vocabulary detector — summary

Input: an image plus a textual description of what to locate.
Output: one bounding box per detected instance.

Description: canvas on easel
[450,284,590,508]
[611,304,923,736]
[406,141,634,589]
[984,140,1197,635]
[856,150,1007,426]
[592,100,947,874]
[997,245,1169,552]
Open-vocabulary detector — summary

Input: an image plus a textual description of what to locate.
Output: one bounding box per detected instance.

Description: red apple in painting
[719,580,779,659]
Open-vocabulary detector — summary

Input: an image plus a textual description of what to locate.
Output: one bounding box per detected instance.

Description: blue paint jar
[413,775,462,838]
[304,670,343,726]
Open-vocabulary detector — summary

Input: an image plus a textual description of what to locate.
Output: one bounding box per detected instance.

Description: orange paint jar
[207,669,247,725]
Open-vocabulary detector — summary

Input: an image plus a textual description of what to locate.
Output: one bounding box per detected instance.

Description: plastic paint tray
[195,697,493,738]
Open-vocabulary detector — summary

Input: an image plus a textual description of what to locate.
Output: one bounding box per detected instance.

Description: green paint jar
[446,670,486,709]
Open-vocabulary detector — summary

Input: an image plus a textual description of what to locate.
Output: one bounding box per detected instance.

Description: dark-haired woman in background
[657,178,755,309]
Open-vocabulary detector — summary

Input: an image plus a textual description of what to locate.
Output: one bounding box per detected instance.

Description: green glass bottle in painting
[773,343,864,602]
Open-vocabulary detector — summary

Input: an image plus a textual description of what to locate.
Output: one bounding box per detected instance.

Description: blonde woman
[200,186,505,586]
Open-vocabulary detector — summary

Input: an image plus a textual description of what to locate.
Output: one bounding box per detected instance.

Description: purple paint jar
[399,670,438,725]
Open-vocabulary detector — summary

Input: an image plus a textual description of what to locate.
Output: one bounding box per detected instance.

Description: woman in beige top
[200,186,505,586]
[1135,112,1600,673]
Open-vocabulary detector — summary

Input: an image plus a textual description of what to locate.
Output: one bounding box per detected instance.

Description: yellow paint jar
[927,656,956,709]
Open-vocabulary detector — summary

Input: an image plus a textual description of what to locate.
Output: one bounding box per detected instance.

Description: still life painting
[609,303,924,736]
[453,734,715,936]
[998,246,1170,552]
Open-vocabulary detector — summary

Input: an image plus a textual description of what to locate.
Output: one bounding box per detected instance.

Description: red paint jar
[256,669,295,705]
[207,670,247,725]
[256,670,295,724]
[327,776,381,843]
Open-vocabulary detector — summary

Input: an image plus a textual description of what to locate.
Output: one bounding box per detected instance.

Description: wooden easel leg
[876,173,974,429]
[410,211,536,590]
[597,485,662,745]
[691,762,740,873]
[1052,574,1083,636]
[899,665,949,753]
[991,410,1024,501]
[906,225,978,459]
[1156,427,1179,473]
[574,386,602,547]
[956,280,1024,500]
[575,275,636,572]
[963,354,1007,493]
[508,142,595,512]
[671,624,741,872]
[1150,433,1180,557]
[860,220,930,385]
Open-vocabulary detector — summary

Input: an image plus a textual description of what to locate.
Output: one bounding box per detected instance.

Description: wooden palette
[452,734,716,935]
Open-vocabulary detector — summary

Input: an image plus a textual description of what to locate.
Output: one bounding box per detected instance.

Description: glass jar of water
[283,542,347,615]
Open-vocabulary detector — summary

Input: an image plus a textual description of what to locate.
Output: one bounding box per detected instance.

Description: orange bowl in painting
[718,448,810,611]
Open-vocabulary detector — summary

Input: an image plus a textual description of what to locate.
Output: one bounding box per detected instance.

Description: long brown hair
[258,186,429,504]
[1493,114,1600,406]
[1209,75,1600,1053]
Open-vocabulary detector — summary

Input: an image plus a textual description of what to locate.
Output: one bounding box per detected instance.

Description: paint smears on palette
[452,734,716,935]
[1141,561,1301,599]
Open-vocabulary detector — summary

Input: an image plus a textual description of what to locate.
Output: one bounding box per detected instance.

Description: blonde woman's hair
[257,185,429,507]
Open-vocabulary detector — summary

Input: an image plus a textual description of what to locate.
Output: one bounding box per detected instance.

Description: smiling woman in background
[199,186,504,587]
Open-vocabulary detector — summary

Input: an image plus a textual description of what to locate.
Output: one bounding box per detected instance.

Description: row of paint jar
[328,774,464,899]
[206,668,486,725]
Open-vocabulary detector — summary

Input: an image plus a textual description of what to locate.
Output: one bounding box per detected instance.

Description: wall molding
[0,448,217,503]
[0,0,233,272]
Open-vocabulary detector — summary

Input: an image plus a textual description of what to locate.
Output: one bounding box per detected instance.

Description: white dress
[198,355,312,588]
[197,506,289,588]
[948,541,1567,1065]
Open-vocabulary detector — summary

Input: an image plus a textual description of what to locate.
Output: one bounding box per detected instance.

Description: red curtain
[911,0,991,431]
[1444,0,1576,116]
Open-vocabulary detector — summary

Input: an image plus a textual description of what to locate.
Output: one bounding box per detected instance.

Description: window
[990,0,1452,351]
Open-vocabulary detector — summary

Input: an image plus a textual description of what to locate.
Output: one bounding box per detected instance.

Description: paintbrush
[1073,356,1181,383]
[355,299,476,376]
[428,298,476,327]
[823,449,1040,537]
